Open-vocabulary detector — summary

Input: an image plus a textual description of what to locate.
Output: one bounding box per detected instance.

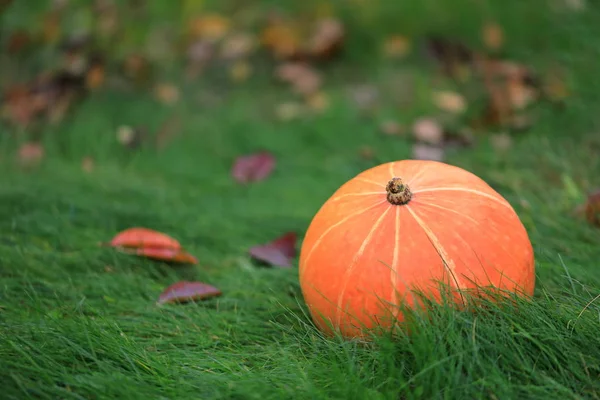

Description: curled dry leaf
[109,227,181,250]
[432,91,466,114]
[136,247,198,265]
[231,151,275,183]
[412,118,444,145]
[261,21,302,60]
[158,281,222,305]
[249,232,297,268]
[412,143,445,162]
[585,190,600,227]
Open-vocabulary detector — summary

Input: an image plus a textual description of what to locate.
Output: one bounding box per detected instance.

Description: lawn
[1,1,600,399]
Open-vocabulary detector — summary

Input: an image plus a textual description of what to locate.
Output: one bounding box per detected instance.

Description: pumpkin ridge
[406,206,466,292]
[388,162,396,178]
[413,201,479,224]
[300,200,388,280]
[414,187,510,209]
[335,206,392,327]
[331,191,387,202]
[356,178,386,188]
[390,206,401,318]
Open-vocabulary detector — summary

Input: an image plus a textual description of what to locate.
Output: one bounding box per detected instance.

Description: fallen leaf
[109,227,181,250]
[412,143,445,161]
[359,145,375,160]
[158,281,222,305]
[86,62,105,89]
[261,20,302,60]
[249,232,297,268]
[347,84,379,111]
[190,14,231,42]
[229,60,252,82]
[275,102,305,121]
[220,33,256,60]
[412,118,444,145]
[231,151,275,183]
[380,120,404,136]
[585,190,600,227]
[116,125,146,149]
[81,156,94,172]
[383,35,410,58]
[154,83,180,105]
[490,132,513,152]
[482,22,504,51]
[136,247,198,265]
[307,18,345,59]
[425,36,473,81]
[276,62,322,96]
[306,91,329,113]
[432,90,466,114]
[18,142,45,166]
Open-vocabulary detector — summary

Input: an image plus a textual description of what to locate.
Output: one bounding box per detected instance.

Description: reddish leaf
[136,247,198,265]
[249,232,297,268]
[231,151,275,183]
[585,190,600,227]
[158,281,222,305]
[109,227,181,250]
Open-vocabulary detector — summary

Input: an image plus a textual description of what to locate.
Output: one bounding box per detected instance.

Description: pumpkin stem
[386,177,412,205]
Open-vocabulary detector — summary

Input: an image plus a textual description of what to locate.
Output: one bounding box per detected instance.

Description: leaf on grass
[412,118,444,145]
[190,14,231,42]
[81,156,94,173]
[432,91,466,114]
[306,18,345,60]
[482,22,504,51]
[158,281,222,305]
[382,35,410,59]
[249,232,297,268]
[412,143,445,161]
[154,83,180,105]
[220,33,256,60]
[276,62,322,96]
[17,142,45,166]
[136,247,198,265]
[379,120,404,136]
[229,60,252,83]
[231,151,275,183]
[109,227,181,250]
[585,190,600,227]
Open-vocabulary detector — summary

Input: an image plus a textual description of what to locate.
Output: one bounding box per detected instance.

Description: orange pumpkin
[299,160,535,338]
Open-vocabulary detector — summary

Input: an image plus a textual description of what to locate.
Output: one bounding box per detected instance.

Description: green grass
[2,1,600,399]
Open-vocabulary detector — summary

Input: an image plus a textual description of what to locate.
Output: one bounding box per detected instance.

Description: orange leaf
[136,247,198,265]
[249,232,297,268]
[109,227,181,250]
[158,281,221,304]
[585,190,600,227]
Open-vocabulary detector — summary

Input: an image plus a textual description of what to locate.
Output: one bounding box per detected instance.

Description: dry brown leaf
[379,120,404,136]
[383,35,410,58]
[190,14,230,41]
[306,91,329,113]
[412,118,444,145]
[154,83,180,105]
[307,18,345,59]
[482,22,504,51]
[432,90,467,114]
[261,21,302,60]
[412,143,445,161]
